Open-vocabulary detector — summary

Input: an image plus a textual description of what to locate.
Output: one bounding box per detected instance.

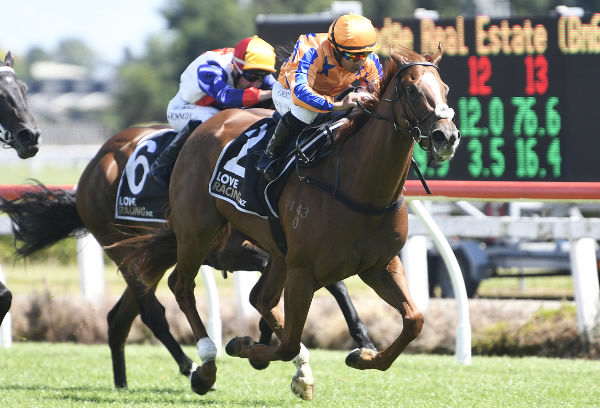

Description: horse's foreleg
[227,266,315,400]
[325,281,376,350]
[350,256,423,371]
[0,281,12,325]
[234,257,286,370]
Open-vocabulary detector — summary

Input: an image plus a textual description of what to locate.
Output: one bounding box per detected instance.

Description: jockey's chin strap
[356,61,440,195]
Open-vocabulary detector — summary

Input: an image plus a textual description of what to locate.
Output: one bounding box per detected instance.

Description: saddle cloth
[209,116,346,219]
[115,128,176,223]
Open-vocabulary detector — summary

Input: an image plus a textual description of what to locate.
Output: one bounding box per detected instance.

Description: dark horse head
[0,52,40,158]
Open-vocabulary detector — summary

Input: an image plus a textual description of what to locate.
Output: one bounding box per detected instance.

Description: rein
[296,61,440,213]
[295,135,404,215]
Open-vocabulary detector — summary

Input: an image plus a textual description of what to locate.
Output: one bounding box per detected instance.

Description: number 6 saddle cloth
[115,128,176,223]
[209,115,345,219]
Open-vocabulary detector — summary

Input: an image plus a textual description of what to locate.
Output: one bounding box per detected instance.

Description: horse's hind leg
[348,255,424,371]
[168,228,224,394]
[107,286,196,388]
[107,289,138,388]
[325,281,376,350]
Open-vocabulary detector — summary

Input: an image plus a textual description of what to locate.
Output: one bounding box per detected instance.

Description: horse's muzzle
[430,121,460,162]
[15,127,41,159]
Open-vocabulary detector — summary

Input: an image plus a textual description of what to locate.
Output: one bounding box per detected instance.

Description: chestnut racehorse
[119,46,460,400]
[0,127,374,391]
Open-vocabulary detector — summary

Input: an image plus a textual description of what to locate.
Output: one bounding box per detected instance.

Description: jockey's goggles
[242,71,268,82]
[341,51,371,62]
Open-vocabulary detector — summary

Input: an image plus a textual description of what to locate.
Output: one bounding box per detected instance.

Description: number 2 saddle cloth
[209,115,345,219]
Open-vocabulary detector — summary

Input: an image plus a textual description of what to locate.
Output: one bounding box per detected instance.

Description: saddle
[209,112,349,254]
[209,112,349,219]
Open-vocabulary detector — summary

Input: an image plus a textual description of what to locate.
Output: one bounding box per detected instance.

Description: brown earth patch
[8,293,599,358]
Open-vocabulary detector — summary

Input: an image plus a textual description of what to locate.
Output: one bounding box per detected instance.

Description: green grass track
[0,343,598,407]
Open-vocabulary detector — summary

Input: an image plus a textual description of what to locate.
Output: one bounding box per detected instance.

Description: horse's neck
[335,100,414,208]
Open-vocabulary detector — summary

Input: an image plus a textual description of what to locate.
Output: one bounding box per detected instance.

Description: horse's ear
[431,43,443,66]
[5,51,14,67]
[390,49,411,69]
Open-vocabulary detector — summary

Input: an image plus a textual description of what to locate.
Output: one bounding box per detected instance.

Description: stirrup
[256,151,275,172]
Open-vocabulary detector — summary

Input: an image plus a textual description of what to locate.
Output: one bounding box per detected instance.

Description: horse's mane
[337,46,427,139]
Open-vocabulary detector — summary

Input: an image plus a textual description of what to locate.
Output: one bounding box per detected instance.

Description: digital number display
[257,14,600,182]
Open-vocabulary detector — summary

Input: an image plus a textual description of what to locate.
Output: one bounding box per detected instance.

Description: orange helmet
[328,14,377,53]
[233,36,276,73]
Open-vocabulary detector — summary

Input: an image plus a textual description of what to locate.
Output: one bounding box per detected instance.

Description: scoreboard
[257,13,600,182]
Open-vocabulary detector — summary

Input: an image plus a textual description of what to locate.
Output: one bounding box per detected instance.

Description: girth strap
[301,176,404,215]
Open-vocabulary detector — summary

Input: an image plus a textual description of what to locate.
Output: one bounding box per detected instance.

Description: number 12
[468,56,492,96]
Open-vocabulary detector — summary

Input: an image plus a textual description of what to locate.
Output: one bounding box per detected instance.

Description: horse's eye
[407,85,418,96]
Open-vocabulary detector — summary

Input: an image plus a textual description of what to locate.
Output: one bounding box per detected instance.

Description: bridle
[0,66,18,147]
[296,61,456,212]
[357,61,441,152]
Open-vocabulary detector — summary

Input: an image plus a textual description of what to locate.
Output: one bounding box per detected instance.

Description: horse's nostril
[431,129,445,144]
[17,128,39,145]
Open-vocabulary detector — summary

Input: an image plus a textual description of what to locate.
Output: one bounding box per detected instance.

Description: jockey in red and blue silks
[167,36,277,131]
[256,14,384,180]
[150,36,277,186]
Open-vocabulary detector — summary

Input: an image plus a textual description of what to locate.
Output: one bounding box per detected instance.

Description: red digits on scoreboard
[524,55,548,95]
[468,56,492,96]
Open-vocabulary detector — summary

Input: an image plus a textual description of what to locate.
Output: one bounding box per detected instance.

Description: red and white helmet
[232,36,277,73]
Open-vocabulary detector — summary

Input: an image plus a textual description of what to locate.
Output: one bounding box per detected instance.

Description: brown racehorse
[0,125,375,391]
[0,51,41,325]
[119,45,460,400]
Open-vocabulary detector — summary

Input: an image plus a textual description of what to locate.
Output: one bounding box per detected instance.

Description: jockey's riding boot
[256,112,306,181]
[150,120,203,186]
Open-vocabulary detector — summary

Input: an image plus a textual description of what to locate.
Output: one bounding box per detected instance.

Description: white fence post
[570,237,600,336]
[200,266,222,356]
[408,199,472,365]
[0,263,12,348]
[401,235,430,313]
[233,271,260,333]
[76,234,105,305]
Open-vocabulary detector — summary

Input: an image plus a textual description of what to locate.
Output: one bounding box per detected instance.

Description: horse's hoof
[291,376,314,400]
[291,362,314,400]
[345,348,361,368]
[249,359,270,370]
[190,364,216,395]
[225,336,255,357]
[345,348,377,369]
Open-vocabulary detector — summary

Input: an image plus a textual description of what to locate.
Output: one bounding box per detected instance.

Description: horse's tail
[116,224,234,282]
[116,227,178,279]
[0,182,86,257]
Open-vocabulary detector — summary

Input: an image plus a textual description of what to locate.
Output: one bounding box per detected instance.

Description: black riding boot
[150,120,202,186]
[256,112,306,181]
